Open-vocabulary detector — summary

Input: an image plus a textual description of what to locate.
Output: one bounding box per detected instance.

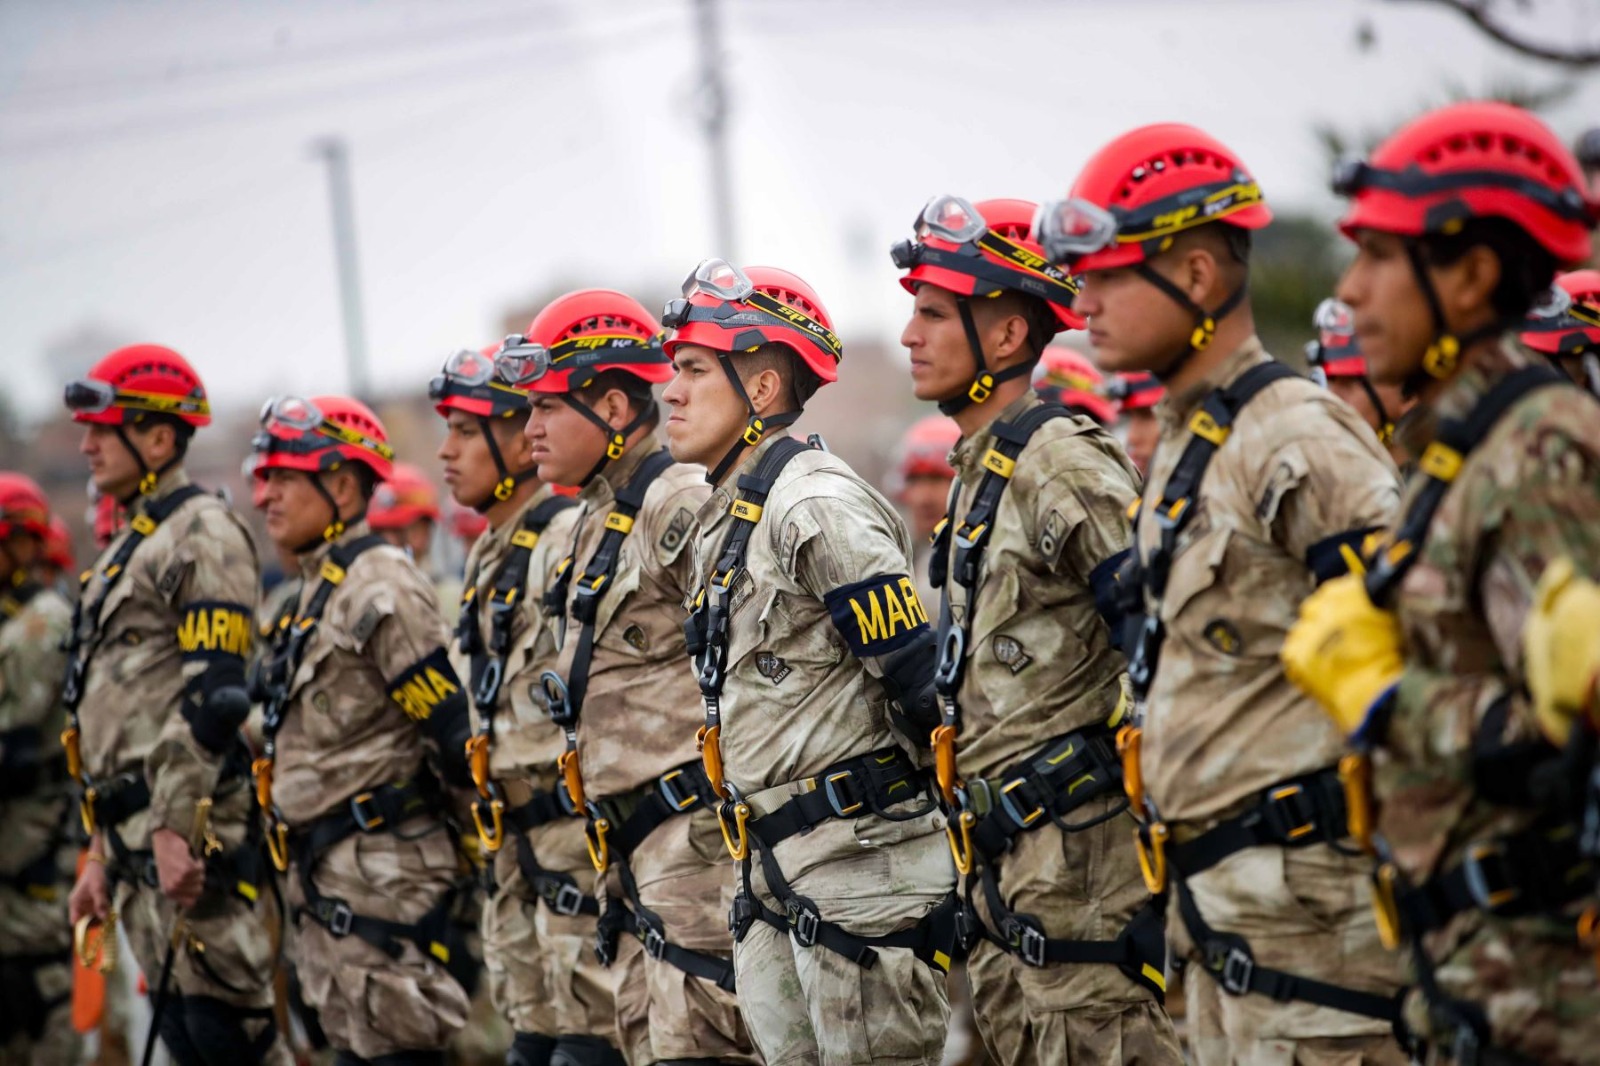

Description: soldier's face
[1337,228,1441,387]
[1072,264,1195,374]
[259,469,334,552]
[524,394,608,488]
[79,422,144,498]
[901,284,985,403]
[437,410,523,508]
[1123,409,1159,475]
[662,344,747,467]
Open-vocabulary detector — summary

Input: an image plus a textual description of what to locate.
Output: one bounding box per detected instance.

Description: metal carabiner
[945,809,977,877]
[74,909,118,974]
[931,724,962,807]
[558,749,587,811]
[1116,725,1144,812]
[1135,821,1169,896]
[472,794,506,854]
[1370,861,1403,951]
[1339,752,1376,853]
[717,798,751,862]
[585,813,611,874]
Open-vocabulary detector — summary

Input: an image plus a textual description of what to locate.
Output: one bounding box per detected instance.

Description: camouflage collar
[1156,335,1269,430]
[128,467,193,515]
[297,517,375,578]
[696,429,793,534]
[1398,340,1530,460]
[949,390,1039,480]
[583,431,663,506]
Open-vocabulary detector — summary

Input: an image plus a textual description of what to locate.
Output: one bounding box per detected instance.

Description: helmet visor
[64,379,117,414]
[428,347,500,399]
[913,194,987,245]
[681,258,755,302]
[1032,198,1120,263]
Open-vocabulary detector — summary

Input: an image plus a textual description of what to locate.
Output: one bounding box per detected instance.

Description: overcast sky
[3,0,1597,426]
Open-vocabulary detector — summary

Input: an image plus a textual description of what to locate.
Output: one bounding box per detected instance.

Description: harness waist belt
[1167,765,1349,879]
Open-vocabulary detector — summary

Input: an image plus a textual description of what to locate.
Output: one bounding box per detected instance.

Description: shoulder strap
[1126,360,1297,700]
[1365,364,1569,606]
[1,578,42,618]
[932,404,1074,714]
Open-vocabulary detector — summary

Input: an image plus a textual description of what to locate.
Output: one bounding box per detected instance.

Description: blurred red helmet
[503,290,671,395]
[1522,270,1600,357]
[1035,348,1115,423]
[663,261,844,383]
[369,462,441,531]
[895,415,961,482]
[1036,124,1272,273]
[1107,372,1164,412]
[91,490,123,549]
[65,344,211,428]
[894,196,1084,332]
[444,498,489,544]
[247,395,395,482]
[0,473,51,541]
[43,515,74,571]
[1304,298,1369,379]
[1335,102,1596,267]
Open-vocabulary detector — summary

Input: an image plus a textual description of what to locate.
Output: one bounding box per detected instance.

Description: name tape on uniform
[386,647,463,723]
[177,600,253,660]
[823,573,930,657]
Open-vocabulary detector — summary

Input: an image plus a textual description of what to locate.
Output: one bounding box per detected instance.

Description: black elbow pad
[880,627,941,743]
[182,659,252,756]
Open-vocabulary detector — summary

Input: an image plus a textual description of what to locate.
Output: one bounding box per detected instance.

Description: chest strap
[541,448,674,831]
[458,493,578,853]
[60,484,207,807]
[1125,361,1296,702]
[1364,364,1568,607]
[251,533,388,870]
[1164,765,1351,881]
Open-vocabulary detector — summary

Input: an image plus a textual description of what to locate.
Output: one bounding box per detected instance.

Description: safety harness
[685,435,967,975]
[923,401,1168,995]
[456,493,590,917]
[251,533,477,990]
[536,449,734,984]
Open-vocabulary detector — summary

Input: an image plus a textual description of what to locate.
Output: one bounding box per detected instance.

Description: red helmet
[502,290,671,395]
[1035,124,1272,273]
[431,343,530,419]
[90,489,122,548]
[1304,298,1369,379]
[369,462,441,531]
[1335,102,1596,268]
[662,261,843,383]
[894,196,1084,332]
[0,473,51,541]
[1035,347,1115,423]
[247,394,395,482]
[1522,270,1600,357]
[444,498,488,544]
[43,516,74,571]
[65,344,211,428]
[895,415,961,482]
[1107,372,1164,412]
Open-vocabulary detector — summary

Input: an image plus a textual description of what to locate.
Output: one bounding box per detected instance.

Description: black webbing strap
[1126,361,1297,699]
[1391,822,1592,937]
[288,777,437,867]
[594,894,738,992]
[1364,364,1568,607]
[543,449,675,738]
[745,747,931,849]
[967,725,1126,861]
[61,484,206,721]
[497,782,594,915]
[931,403,1073,726]
[0,576,41,619]
[82,772,151,830]
[297,869,472,989]
[1176,880,1402,1022]
[595,760,721,861]
[1166,766,1350,880]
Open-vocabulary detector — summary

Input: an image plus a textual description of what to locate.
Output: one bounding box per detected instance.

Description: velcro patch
[823,573,930,658]
[177,600,253,660]
[386,647,463,723]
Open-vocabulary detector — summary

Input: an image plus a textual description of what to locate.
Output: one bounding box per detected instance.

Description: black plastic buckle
[349,792,384,831]
[786,898,821,948]
[729,892,757,941]
[550,881,585,917]
[933,625,966,692]
[641,921,668,960]
[658,769,701,812]
[1214,943,1254,996]
[540,671,573,726]
[594,925,617,967]
[999,776,1046,830]
[824,771,864,817]
[571,579,604,625]
[1007,917,1048,968]
[1461,841,1520,914]
[324,900,355,937]
[1261,783,1321,843]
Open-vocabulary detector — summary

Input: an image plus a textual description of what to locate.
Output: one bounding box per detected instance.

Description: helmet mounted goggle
[428,349,540,507]
[251,395,394,469]
[1523,282,1600,385]
[66,378,212,498]
[661,258,843,365]
[1300,298,1398,444]
[891,194,1082,308]
[1032,174,1265,265]
[496,332,667,392]
[1105,375,1162,406]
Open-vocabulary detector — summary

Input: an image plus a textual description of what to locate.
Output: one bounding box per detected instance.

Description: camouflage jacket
[0,577,73,876]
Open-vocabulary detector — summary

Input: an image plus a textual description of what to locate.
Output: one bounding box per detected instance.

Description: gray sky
[3,0,1597,424]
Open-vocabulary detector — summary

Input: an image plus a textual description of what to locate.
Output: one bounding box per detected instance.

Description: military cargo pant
[966,793,1181,1066]
[288,818,469,1059]
[730,801,954,1066]
[483,812,617,1048]
[1174,838,1409,1066]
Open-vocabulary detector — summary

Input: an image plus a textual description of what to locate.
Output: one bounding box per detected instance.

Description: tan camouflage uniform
[940,392,1182,1066]
[551,437,755,1065]
[0,576,80,1066]
[449,490,620,1054]
[73,471,286,1062]
[1136,339,1408,1065]
[1371,344,1600,1064]
[692,431,955,1066]
[270,520,470,1059]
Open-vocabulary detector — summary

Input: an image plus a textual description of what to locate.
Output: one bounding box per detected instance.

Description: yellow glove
[1524,556,1600,747]
[1281,573,1404,737]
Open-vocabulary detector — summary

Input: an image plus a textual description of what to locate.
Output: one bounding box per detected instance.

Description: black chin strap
[1133,264,1248,383]
[705,354,801,486]
[293,471,364,555]
[936,296,1035,417]
[112,423,181,505]
[559,394,659,488]
[473,416,539,513]
[1356,377,1396,445]
[1400,240,1506,397]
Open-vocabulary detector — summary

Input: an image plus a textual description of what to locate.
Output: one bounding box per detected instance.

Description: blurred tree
[1250,214,1347,369]
[1387,0,1600,68]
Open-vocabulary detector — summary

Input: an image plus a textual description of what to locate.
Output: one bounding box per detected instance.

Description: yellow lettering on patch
[178,605,252,657]
[897,578,930,627]
[850,590,887,645]
[389,666,460,722]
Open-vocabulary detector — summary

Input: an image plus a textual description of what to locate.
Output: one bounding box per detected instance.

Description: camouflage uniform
[1135,339,1407,1064]
[691,431,955,1065]
[940,392,1181,1066]
[449,490,620,1056]
[1370,344,1600,1064]
[267,520,471,1059]
[0,576,79,1066]
[550,437,755,1065]
[71,471,286,1063]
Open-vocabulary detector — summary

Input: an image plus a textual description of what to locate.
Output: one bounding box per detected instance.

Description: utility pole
[693,0,736,260]
[311,136,372,399]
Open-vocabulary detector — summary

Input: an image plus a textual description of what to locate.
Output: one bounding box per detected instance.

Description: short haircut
[970,290,1059,363]
[1417,216,1559,321]
[727,343,824,410]
[574,369,660,431]
[130,412,193,461]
